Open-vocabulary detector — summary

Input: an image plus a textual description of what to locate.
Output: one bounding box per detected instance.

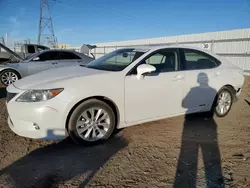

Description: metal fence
[91,37,250,71]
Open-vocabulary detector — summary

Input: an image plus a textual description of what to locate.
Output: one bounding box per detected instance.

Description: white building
[91,28,250,71]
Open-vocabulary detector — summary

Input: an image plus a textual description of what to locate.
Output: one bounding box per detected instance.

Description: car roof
[127,45,206,51]
[122,45,221,59]
[40,49,79,53]
[36,49,94,60]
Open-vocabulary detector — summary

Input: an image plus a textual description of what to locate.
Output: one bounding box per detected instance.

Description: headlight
[16,88,63,102]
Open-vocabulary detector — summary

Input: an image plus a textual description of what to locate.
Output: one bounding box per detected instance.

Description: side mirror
[136,64,156,80]
[32,57,40,61]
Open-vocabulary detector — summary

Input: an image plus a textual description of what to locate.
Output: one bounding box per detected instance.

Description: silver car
[0,46,94,86]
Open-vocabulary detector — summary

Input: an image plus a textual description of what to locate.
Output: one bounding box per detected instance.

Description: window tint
[27,45,35,53]
[37,51,58,61]
[37,46,47,52]
[56,51,81,60]
[183,49,219,70]
[144,50,178,73]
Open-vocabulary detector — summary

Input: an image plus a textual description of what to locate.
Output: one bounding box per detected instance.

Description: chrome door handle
[52,62,58,65]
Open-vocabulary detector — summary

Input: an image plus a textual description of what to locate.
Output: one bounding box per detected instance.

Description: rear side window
[56,52,81,60]
[183,49,220,70]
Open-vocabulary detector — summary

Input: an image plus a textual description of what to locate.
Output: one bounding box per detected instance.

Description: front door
[27,51,58,75]
[125,48,185,123]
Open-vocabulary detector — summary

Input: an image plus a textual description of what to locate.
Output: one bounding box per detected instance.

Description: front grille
[7,92,18,103]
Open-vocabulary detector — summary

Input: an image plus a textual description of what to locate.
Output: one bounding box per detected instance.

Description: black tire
[67,99,116,145]
[0,69,20,86]
[211,86,234,118]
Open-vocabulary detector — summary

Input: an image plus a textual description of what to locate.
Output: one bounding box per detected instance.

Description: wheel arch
[223,84,236,93]
[211,84,235,117]
[211,84,236,109]
[0,68,22,79]
[65,96,120,131]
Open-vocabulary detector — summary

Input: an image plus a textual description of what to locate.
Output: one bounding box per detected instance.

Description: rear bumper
[233,87,242,102]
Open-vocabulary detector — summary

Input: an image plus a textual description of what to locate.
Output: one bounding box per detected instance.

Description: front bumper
[6,86,68,140]
[7,115,67,140]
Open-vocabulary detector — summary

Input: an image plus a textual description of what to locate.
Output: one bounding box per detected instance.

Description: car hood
[13,65,107,90]
[0,43,24,61]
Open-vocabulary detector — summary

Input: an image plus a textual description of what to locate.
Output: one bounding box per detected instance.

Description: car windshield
[85,48,147,71]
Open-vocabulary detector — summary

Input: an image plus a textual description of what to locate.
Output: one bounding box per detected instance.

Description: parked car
[6,46,245,144]
[0,43,49,64]
[0,48,94,86]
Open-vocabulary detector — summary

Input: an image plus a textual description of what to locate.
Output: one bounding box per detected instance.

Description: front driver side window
[129,49,178,75]
[37,51,58,61]
[144,50,178,73]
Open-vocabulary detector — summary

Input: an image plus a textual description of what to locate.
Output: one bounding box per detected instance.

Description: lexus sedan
[0,47,94,86]
[6,46,245,144]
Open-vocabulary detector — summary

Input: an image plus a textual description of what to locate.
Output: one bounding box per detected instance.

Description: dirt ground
[0,77,249,188]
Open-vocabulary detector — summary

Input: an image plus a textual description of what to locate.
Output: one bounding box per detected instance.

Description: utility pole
[38,0,57,48]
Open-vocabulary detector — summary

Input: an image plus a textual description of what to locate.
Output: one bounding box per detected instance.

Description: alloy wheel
[76,107,111,142]
[1,71,19,86]
[215,90,232,116]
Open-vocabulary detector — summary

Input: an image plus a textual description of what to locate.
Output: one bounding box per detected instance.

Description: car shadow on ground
[0,135,128,188]
[174,73,225,188]
[0,87,6,99]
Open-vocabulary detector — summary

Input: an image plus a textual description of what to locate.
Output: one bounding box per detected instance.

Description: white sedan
[6,46,245,144]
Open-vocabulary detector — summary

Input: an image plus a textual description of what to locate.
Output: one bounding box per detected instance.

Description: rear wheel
[0,70,20,86]
[68,99,116,145]
[213,87,233,117]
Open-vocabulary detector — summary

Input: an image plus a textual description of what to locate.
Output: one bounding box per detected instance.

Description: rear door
[55,51,82,68]
[27,51,59,75]
[180,48,221,113]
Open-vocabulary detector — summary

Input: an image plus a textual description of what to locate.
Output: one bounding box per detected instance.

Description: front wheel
[213,87,233,117]
[68,99,116,145]
[0,70,20,86]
